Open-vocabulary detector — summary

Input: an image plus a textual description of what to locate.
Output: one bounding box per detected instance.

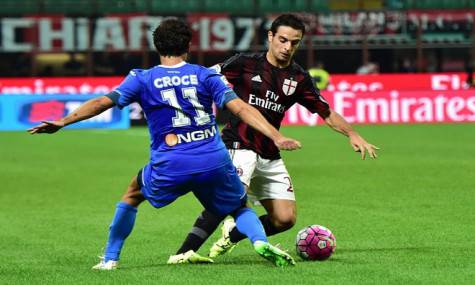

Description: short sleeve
[297,72,331,118]
[114,69,143,109]
[219,53,245,82]
[204,70,238,109]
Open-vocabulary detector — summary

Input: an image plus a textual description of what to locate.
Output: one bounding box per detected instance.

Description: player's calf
[267,214,296,232]
[260,198,297,233]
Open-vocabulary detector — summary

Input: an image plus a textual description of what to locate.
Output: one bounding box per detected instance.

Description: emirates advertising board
[282,73,475,125]
[0,73,474,131]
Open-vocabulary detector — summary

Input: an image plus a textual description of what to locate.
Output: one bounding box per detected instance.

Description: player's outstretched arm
[324,109,380,159]
[225,98,301,151]
[28,96,115,134]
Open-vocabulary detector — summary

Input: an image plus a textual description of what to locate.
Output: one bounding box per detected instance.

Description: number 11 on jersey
[161,87,211,127]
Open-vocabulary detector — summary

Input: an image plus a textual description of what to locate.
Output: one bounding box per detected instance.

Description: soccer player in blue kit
[28,19,300,269]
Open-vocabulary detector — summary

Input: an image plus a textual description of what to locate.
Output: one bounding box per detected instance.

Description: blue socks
[104,202,137,262]
[102,204,265,261]
[233,207,267,244]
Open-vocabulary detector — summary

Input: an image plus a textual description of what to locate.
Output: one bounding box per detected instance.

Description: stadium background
[1,1,474,284]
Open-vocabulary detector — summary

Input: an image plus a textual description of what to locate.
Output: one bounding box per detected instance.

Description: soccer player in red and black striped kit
[170,14,379,263]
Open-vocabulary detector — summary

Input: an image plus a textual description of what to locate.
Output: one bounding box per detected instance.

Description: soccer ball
[295,225,336,261]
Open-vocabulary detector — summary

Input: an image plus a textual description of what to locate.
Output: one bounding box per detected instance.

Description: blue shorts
[138,162,247,216]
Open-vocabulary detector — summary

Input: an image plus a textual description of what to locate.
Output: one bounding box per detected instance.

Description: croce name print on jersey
[153,75,199,88]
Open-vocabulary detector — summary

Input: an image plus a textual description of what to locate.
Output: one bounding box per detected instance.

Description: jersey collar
[158,61,187,68]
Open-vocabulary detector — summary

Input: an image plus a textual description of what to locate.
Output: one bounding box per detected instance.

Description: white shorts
[228,149,295,203]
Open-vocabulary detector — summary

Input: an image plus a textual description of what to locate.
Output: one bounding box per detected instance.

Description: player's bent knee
[121,175,145,207]
[270,214,296,231]
[121,192,144,207]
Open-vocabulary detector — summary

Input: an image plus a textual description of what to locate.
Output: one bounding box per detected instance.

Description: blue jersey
[114,62,237,175]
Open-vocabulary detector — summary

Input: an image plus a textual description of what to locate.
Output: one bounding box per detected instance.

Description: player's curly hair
[153,18,192,56]
[270,14,306,35]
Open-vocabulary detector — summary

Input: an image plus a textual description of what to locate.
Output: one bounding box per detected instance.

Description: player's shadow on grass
[125,258,297,269]
[338,246,434,253]
[112,247,436,269]
[326,246,435,264]
[123,263,216,270]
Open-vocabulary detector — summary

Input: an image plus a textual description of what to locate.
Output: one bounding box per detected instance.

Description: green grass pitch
[1,124,474,284]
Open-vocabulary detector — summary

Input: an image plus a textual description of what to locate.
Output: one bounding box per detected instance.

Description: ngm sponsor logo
[165,126,217,146]
[18,99,123,125]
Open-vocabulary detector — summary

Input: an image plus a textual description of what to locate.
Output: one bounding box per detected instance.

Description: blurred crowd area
[1,0,475,77]
[0,0,472,15]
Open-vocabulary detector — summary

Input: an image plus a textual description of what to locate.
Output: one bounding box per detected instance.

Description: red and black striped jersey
[220,52,331,160]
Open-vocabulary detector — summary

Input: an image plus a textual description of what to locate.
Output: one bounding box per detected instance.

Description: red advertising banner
[327,72,469,92]
[1,73,474,125]
[284,72,475,125]
[283,89,475,125]
[1,73,468,95]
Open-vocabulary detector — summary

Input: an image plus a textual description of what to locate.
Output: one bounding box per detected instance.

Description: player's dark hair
[153,18,192,56]
[269,14,306,35]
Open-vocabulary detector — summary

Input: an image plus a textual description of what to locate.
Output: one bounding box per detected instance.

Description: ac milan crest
[283,78,297,96]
